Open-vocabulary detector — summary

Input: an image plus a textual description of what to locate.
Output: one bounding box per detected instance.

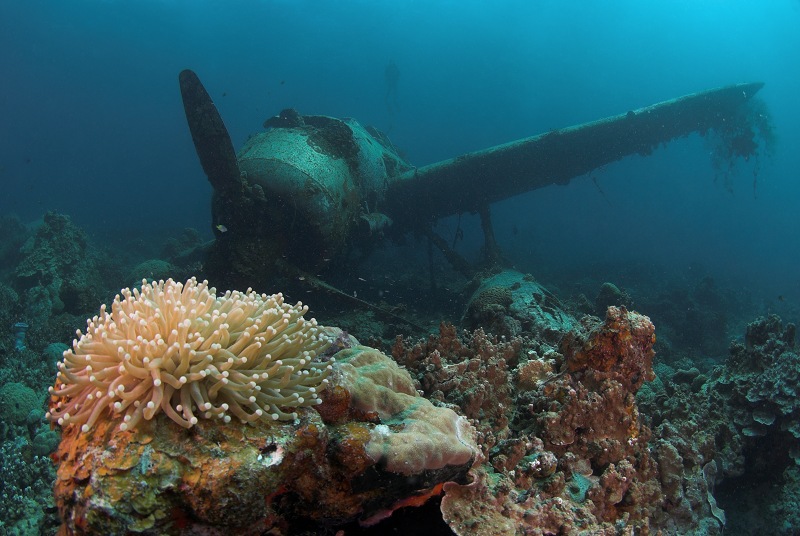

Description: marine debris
[179,70,766,287]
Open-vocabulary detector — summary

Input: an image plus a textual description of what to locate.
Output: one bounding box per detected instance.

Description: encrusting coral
[392,323,519,447]
[47,278,333,433]
[335,344,478,476]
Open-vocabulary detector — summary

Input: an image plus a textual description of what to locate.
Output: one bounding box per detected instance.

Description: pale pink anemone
[47,278,333,432]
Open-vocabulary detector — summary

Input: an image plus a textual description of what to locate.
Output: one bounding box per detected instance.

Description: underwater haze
[4,1,800,534]
[2,0,799,303]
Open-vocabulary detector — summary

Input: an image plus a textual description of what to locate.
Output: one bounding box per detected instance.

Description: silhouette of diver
[385,60,400,114]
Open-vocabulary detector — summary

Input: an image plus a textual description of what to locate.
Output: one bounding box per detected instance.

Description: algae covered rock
[463,270,575,342]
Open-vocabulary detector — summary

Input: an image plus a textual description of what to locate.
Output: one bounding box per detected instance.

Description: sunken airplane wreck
[178,69,765,288]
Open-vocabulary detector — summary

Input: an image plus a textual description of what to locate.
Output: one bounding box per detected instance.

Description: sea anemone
[47,277,333,432]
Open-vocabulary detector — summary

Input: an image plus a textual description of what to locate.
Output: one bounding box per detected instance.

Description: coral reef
[0,436,58,536]
[0,283,22,358]
[126,258,178,287]
[701,315,800,532]
[334,345,478,477]
[395,306,664,534]
[561,305,656,391]
[0,358,60,534]
[634,314,800,534]
[159,227,203,261]
[0,214,29,278]
[517,308,661,530]
[642,275,734,363]
[463,285,513,333]
[0,347,58,413]
[594,281,633,317]
[715,315,799,446]
[14,212,103,317]
[3,211,798,535]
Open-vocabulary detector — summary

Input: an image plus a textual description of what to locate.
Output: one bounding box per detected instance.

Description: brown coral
[561,305,656,391]
[439,307,663,534]
[393,323,520,446]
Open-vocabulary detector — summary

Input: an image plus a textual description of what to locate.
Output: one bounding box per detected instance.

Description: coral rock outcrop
[51,344,477,534]
[395,307,663,534]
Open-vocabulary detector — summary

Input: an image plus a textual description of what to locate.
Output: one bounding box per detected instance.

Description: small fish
[216,224,228,233]
[358,277,367,282]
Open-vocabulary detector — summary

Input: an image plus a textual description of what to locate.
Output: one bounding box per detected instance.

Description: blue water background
[1,0,798,301]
